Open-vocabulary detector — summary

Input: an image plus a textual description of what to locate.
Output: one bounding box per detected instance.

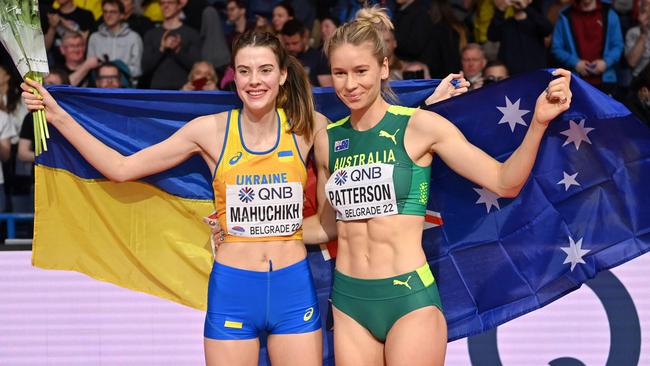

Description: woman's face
[329,42,388,111]
[272,6,292,32]
[192,62,215,82]
[234,46,287,112]
[320,19,337,43]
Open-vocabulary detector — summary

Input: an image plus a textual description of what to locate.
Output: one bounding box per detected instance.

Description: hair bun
[355,6,393,31]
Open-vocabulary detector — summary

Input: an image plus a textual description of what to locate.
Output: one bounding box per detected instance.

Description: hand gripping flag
[33,72,649,363]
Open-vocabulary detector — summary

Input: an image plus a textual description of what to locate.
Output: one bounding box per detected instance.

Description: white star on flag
[557,171,580,191]
[560,236,590,271]
[474,187,501,213]
[561,119,594,150]
[496,96,530,132]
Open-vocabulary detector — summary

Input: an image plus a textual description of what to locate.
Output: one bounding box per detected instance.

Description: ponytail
[277,55,314,141]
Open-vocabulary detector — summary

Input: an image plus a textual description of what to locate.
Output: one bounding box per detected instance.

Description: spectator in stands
[394,0,433,68]
[16,70,71,213]
[45,0,96,63]
[384,29,431,80]
[551,0,624,93]
[483,60,510,85]
[426,0,465,78]
[60,32,100,87]
[141,0,200,89]
[625,0,650,77]
[489,0,553,75]
[624,63,650,125]
[272,2,295,33]
[95,62,125,88]
[254,13,275,33]
[319,15,339,49]
[181,61,219,91]
[0,65,28,214]
[461,43,488,89]
[120,0,155,39]
[280,19,332,86]
[199,6,230,72]
[0,114,14,212]
[331,0,385,24]
[0,66,17,212]
[88,0,143,80]
[0,65,27,141]
[225,0,255,49]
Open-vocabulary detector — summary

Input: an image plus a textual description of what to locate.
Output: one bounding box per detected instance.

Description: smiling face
[233,46,287,113]
[329,42,388,111]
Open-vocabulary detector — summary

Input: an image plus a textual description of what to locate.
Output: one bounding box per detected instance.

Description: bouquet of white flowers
[0,0,50,155]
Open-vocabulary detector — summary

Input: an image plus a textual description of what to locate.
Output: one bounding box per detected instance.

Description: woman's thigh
[384,306,447,366]
[204,337,260,366]
[267,329,323,366]
[332,306,385,366]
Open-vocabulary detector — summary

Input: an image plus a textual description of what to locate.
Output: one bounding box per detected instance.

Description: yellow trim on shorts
[415,263,435,287]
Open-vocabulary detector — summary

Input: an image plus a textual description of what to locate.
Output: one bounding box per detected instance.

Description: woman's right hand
[21,78,66,125]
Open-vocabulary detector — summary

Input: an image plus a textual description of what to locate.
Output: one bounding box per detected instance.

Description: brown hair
[325,6,396,102]
[231,31,314,140]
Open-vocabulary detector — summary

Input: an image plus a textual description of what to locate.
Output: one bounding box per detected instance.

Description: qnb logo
[238,187,255,203]
[334,170,348,186]
[466,270,641,366]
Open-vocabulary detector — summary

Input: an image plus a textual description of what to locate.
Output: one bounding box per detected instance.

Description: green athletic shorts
[331,263,443,342]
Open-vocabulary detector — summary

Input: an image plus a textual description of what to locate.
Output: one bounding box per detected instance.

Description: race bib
[226,182,303,237]
[325,163,398,220]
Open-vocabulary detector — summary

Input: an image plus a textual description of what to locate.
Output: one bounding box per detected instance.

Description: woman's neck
[240,105,278,147]
[349,96,390,131]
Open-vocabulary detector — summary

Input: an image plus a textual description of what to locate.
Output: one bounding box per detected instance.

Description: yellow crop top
[213,109,307,242]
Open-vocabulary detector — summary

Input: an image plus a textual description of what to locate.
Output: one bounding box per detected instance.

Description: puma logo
[379,129,399,145]
[393,275,412,290]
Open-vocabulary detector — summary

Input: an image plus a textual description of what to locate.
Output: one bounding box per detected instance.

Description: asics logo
[379,129,399,145]
[393,275,412,290]
[303,307,314,321]
[229,151,243,165]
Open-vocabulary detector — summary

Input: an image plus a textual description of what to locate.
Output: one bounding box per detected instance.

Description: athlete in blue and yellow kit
[305,6,573,366]
[22,31,329,365]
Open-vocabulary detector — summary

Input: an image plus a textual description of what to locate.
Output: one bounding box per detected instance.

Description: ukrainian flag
[32,83,438,311]
[277,150,294,162]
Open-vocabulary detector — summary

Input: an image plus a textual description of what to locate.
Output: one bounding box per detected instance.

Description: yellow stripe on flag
[33,166,214,310]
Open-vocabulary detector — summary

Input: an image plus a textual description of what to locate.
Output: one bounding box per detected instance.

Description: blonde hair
[232,31,315,140]
[325,6,397,102]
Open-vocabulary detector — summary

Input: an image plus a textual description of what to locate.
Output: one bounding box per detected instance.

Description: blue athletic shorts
[204,258,322,340]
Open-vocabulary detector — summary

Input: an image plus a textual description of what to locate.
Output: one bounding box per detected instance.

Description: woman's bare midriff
[334,214,428,278]
[214,239,307,271]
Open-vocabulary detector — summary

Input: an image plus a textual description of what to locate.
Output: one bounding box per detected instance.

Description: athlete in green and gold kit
[304,6,573,366]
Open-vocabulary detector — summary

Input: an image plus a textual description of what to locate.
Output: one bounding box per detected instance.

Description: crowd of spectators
[1,0,650,223]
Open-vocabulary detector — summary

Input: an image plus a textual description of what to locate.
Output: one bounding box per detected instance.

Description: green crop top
[325,105,431,220]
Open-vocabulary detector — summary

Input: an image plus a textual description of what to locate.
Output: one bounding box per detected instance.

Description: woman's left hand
[534,68,572,127]
[425,72,470,106]
[202,211,224,255]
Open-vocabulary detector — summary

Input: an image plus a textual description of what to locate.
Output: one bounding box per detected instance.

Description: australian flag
[416,69,650,341]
